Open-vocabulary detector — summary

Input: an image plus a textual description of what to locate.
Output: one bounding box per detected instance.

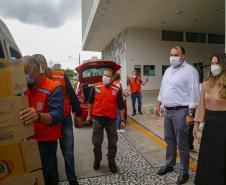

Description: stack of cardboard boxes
[0,59,45,185]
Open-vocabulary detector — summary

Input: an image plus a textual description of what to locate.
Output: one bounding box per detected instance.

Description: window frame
[143,65,156,76]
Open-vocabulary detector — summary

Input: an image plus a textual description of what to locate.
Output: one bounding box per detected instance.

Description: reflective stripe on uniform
[37,88,51,95]
[51,75,64,79]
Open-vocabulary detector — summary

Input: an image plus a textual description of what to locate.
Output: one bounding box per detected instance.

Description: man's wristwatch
[187,112,194,117]
[37,112,41,122]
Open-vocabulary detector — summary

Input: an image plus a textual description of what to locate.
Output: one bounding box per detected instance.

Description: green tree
[64,68,76,78]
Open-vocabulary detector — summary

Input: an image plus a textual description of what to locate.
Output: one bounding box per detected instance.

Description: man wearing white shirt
[155,46,199,185]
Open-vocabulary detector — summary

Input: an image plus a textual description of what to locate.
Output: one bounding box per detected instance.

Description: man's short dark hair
[173,45,185,55]
[105,68,115,76]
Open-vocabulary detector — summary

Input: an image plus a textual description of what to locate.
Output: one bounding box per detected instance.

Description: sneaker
[109,162,117,173]
[93,160,101,170]
[120,129,125,133]
[138,111,143,115]
[117,129,121,133]
[132,113,136,116]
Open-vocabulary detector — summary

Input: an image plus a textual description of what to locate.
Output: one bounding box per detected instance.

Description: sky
[0,0,101,69]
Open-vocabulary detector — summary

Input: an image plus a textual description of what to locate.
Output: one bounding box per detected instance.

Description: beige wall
[126,29,225,90]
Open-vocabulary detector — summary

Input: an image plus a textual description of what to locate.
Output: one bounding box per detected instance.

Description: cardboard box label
[0,142,26,181]
[0,59,27,97]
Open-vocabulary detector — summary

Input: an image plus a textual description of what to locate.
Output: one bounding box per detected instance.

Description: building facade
[82,0,225,90]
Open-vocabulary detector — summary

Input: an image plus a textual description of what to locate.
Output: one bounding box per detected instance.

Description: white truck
[0,19,21,59]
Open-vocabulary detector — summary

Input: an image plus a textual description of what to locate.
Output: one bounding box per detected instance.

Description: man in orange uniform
[33,54,81,185]
[128,71,148,116]
[19,56,64,185]
[86,69,125,173]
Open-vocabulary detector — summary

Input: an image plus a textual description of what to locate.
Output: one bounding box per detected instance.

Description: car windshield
[82,67,111,78]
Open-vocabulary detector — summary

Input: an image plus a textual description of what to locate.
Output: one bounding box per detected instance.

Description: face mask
[102,76,111,85]
[170,56,181,67]
[25,74,35,85]
[211,64,222,76]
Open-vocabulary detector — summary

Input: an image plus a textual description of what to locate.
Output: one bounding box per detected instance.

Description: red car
[74,60,121,127]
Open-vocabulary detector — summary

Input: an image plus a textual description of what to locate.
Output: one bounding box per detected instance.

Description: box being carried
[0,96,34,144]
[1,170,45,185]
[0,59,27,97]
[0,140,42,183]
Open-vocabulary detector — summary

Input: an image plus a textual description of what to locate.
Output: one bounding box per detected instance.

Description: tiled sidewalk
[59,134,194,185]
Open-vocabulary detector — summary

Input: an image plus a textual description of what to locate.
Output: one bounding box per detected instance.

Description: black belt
[165,106,188,110]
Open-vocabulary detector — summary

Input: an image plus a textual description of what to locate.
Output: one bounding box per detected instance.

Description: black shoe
[138,111,143,115]
[132,113,136,116]
[176,173,189,184]
[93,160,101,170]
[69,180,79,185]
[109,162,117,173]
[157,166,173,175]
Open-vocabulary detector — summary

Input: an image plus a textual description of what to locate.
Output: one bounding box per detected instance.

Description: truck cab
[0,19,22,59]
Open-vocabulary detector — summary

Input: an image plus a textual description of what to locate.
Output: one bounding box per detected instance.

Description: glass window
[162,31,183,41]
[162,65,170,76]
[186,32,206,43]
[82,67,111,78]
[193,63,204,83]
[9,47,22,59]
[208,34,225,44]
[0,40,5,58]
[143,65,155,76]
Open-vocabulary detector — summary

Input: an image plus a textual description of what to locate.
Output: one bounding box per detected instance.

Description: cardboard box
[0,59,27,97]
[0,141,42,182]
[0,96,34,144]
[1,170,45,185]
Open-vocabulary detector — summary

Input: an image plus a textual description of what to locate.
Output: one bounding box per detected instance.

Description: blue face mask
[25,74,35,85]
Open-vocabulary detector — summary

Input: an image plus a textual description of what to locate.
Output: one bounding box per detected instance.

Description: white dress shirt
[158,61,199,108]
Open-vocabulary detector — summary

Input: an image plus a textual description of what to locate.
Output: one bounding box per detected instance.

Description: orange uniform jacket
[129,77,141,93]
[50,70,71,117]
[25,77,61,141]
[92,82,120,119]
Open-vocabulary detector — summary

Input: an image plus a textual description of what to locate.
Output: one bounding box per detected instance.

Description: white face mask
[102,76,111,85]
[170,56,181,67]
[211,64,222,76]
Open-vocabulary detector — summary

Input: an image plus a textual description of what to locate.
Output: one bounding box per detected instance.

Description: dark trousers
[131,92,142,114]
[195,110,226,185]
[59,115,77,185]
[188,124,194,150]
[164,108,189,174]
[92,117,118,163]
[38,141,59,185]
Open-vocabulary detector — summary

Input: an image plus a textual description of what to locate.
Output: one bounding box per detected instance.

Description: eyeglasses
[170,54,179,57]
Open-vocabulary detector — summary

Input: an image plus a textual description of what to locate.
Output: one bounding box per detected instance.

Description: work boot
[93,160,101,170]
[69,179,79,185]
[157,165,174,175]
[109,162,117,173]
[176,173,189,184]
